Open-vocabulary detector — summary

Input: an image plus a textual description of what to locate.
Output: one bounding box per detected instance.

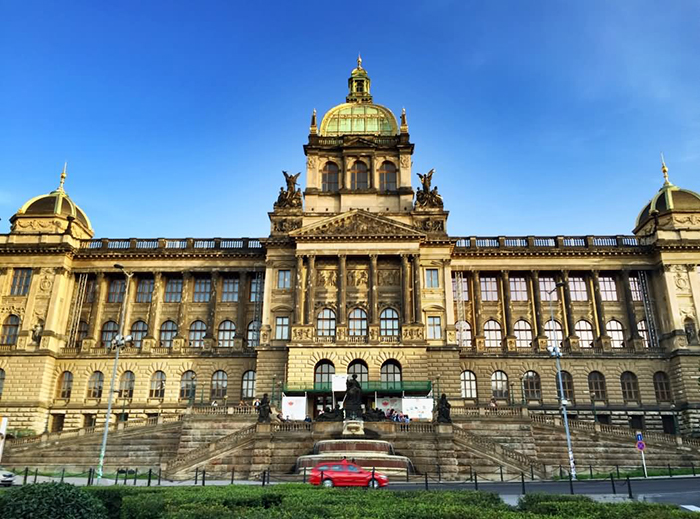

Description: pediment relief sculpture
[290,210,425,239]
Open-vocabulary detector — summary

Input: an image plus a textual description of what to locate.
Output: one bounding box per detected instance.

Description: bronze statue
[415,169,444,209]
[316,403,344,422]
[273,171,303,210]
[436,393,452,423]
[257,393,272,423]
[343,374,363,420]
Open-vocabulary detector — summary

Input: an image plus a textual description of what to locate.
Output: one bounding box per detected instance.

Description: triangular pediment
[290,210,425,240]
[343,136,377,148]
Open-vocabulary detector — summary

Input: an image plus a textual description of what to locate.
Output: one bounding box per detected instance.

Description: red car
[308,460,389,488]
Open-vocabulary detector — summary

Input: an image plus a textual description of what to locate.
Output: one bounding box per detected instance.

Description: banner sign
[331,374,348,392]
[0,416,8,463]
[281,396,307,421]
[375,396,402,414]
[401,398,434,420]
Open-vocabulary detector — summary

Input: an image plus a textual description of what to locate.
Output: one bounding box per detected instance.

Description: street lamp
[96,264,133,483]
[547,281,577,480]
[586,390,597,423]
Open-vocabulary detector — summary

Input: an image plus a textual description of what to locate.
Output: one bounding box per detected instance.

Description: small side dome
[634,160,700,233]
[10,164,93,238]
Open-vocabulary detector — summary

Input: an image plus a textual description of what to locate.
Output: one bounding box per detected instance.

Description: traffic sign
[636,433,643,442]
[636,440,646,451]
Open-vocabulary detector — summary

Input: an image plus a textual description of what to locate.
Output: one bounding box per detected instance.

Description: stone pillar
[294,256,304,325]
[237,271,249,336]
[306,255,316,325]
[205,272,219,339]
[87,273,106,340]
[176,272,192,338]
[122,273,136,335]
[531,271,547,351]
[338,255,347,324]
[146,273,163,339]
[472,271,482,335]
[592,271,611,350]
[412,255,422,324]
[501,271,516,351]
[561,271,579,351]
[401,255,412,325]
[621,270,642,343]
[369,254,378,325]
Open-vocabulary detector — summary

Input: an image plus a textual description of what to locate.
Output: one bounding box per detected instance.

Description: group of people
[385,408,411,423]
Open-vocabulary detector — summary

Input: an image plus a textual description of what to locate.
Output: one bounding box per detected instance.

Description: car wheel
[322,479,334,488]
[368,478,379,489]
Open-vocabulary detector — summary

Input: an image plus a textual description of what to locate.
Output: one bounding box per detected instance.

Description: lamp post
[587,390,597,423]
[96,264,133,483]
[547,281,577,480]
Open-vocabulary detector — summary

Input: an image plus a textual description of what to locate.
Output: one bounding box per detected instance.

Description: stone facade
[1,59,700,442]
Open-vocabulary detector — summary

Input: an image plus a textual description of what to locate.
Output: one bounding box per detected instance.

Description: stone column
[337,255,347,324]
[369,254,378,324]
[237,271,249,336]
[501,271,514,336]
[472,271,482,335]
[401,255,412,324]
[561,271,576,337]
[412,255,422,324]
[591,271,607,334]
[205,272,219,339]
[294,256,304,325]
[621,270,641,341]
[531,271,544,336]
[176,272,192,338]
[146,273,163,339]
[305,255,316,325]
[87,273,106,340]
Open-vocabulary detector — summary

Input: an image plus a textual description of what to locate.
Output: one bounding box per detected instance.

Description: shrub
[0,482,107,519]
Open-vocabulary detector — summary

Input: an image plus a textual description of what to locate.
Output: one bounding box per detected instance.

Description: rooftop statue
[274,171,302,210]
[415,169,443,209]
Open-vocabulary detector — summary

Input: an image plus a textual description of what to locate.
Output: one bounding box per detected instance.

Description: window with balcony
[159,320,177,348]
[218,320,236,347]
[637,320,650,348]
[514,320,533,348]
[380,308,400,337]
[544,319,563,350]
[317,309,336,337]
[575,319,594,347]
[456,320,472,348]
[348,308,368,336]
[189,320,206,347]
[101,321,118,348]
[247,320,261,347]
[484,319,502,348]
[606,319,624,348]
[131,320,148,348]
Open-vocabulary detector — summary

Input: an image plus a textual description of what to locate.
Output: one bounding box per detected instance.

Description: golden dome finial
[661,152,670,185]
[357,53,362,69]
[58,162,67,191]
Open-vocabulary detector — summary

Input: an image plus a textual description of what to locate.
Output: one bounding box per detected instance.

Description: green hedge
[0,482,108,519]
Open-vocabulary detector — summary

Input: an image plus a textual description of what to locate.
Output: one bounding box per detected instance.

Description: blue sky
[1,1,699,238]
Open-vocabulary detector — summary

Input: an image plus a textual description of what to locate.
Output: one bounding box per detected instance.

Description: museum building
[1,58,699,437]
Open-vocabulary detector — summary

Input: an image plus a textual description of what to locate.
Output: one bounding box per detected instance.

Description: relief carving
[673,214,700,226]
[400,155,410,168]
[273,219,302,232]
[292,327,313,341]
[347,270,368,287]
[670,265,691,293]
[317,270,338,288]
[377,270,400,286]
[39,275,53,293]
[292,212,423,238]
[420,219,445,232]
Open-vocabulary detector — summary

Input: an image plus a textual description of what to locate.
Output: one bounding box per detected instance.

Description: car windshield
[316,465,329,471]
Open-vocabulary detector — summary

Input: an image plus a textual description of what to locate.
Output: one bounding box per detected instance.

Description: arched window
[87,371,104,399]
[211,370,227,400]
[484,320,502,348]
[101,320,119,348]
[522,371,541,401]
[514,320,533,348]
[150,371,166,399]
[348,308,368,336]
[575,320,594,348]
[378,161,397,191]
[461,370,477,399]
[1,315,20,346]
[218,320,236,347]
[606,319,624,348]
[637,320,650,348]
[653,372,672,402]
[544,319,563,350]
[189,320,206,348]
[0,368,5,399]
[57,371,73,399]
[321,161,339,192]
[556,371,575,403]
[180,371,197,400]
[159,320,177,348]
[131,320,148,348]
[314,360,335,389]
[491,371,509,400]
[241,370,256,399]
[380,360,402,388]
[347,360,369,385]
[317,309,336,337]
[118,371,135,399]
[350,160,369,190]
[76,320,88,348]
[620,371,640,402]
[456,320,472,348]
[588,371,607,401]
[380,308,400,337]
[247,320,261,347]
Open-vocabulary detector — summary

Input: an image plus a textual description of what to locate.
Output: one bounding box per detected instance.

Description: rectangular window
[569,276,588,301]
[480,276,498,302]
[510,277,528,301]
[277,270,291,289]
[107,279,125,303]
[85,278,96,303]
[10,268,32,296]
[221,276,239,302]
[135,278,154,303]
[250,277,263,302]
[164,278,183,303]
[425,269,439,288]
[629,276,642,302]
[193,277,211,303]
[452,276,469,301]
[599,276,618,301]
[539,277,558,301]
[427,316,442,339]
[275,316,290,340]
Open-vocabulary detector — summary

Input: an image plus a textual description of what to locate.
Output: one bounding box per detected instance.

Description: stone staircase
[531,415,700,475]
